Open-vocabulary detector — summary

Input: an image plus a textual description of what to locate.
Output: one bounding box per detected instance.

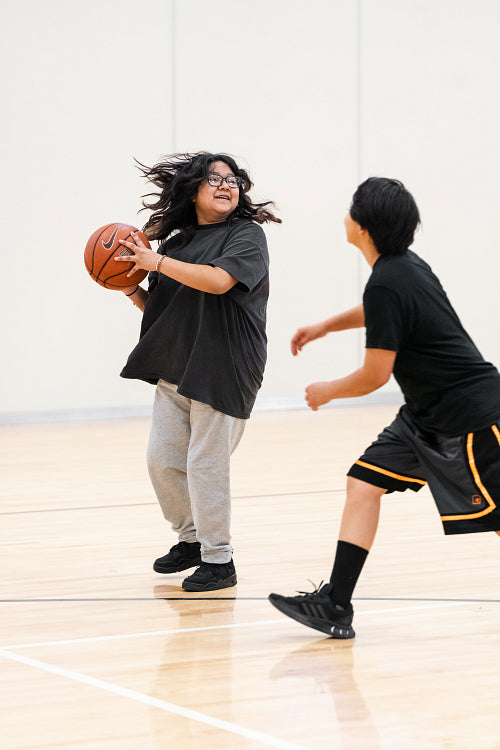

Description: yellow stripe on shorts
[441,430,497,522]
[354,460,427,485]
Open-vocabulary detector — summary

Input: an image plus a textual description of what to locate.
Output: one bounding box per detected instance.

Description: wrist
[156,255,166,274]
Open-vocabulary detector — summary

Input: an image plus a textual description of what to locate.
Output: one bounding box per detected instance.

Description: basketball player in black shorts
[269,177,500,638]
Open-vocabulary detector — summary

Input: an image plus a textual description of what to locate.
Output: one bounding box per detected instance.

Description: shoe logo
[472,495,482,506]
[102,227,120,250]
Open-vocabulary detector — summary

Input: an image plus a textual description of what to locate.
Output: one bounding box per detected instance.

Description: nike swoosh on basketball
[102,228,120,250]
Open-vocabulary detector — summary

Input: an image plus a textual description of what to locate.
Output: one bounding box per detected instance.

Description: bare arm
[291,304,365,355]
[305,348,397,411]
[121,285,149,312]
[116,232,238,295]
[155,255,237,294]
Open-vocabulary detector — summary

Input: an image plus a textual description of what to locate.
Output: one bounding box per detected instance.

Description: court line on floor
[3,619,284,650]
[0,489,343,516]
[0,647,311,750]
[0,600,476,747]
[2,596,498,603]
[2,601,467,651]
[0,597,264,602]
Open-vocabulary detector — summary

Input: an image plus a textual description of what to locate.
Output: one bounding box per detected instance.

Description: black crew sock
[328,540,369,608]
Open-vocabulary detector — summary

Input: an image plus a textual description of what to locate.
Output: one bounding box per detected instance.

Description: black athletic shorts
[347,405,500,535]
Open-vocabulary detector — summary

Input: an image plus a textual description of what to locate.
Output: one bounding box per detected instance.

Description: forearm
[116,234,236,295]
[157,256,236,295]
[291,304,365,355]
[322,304,365,333]
[124,285,149,312]
[305,369,384,413]
[305,348,396,410]
[322,368,384,400]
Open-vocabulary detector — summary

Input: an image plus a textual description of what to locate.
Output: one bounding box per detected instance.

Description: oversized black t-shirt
[364,250,500,435]
[120,217,269,419]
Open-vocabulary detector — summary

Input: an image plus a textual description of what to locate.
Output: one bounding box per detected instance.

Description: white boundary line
[0,648,311,750]
[2,602,467,651]
[3,618,282,651]
[0,602,469,750]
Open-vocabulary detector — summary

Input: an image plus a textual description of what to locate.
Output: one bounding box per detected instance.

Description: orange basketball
[84,223,150,289]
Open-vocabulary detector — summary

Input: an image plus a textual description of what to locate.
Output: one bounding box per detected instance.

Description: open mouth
[215,195,230,200]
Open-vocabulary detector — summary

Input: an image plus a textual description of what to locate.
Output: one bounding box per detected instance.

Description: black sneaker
[268,583,355,639]
[153,541,202,574]
[182,560,237,591]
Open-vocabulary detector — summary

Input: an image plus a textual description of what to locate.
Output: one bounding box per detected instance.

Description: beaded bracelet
[156,255,165,273]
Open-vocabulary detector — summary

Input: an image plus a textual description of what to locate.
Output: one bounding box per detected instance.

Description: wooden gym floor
[1,404,499,749]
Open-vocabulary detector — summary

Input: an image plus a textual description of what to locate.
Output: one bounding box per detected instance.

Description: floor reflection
[269,638,381,749]
[149,588,238,749]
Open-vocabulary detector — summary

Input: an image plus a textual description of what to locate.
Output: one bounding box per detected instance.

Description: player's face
[344,211,363,247]
[194,161,240,225]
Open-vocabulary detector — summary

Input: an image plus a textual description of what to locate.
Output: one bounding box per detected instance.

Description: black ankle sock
[329,540,369,607]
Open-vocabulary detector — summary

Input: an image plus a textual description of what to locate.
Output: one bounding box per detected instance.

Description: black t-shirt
[120,217,269,419]
[364,250,500,435]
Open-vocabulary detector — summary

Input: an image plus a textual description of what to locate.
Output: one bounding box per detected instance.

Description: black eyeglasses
[207,172,241,189]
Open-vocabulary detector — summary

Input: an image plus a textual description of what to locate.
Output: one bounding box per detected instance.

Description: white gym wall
[1,0,499,422]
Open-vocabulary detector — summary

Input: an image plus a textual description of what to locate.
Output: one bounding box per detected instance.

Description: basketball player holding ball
[115,152,280,591]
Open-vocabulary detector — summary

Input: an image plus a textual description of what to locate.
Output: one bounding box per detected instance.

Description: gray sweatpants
[147,380,246,563]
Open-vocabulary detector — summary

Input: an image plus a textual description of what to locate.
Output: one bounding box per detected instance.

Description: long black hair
[137,151,281,242]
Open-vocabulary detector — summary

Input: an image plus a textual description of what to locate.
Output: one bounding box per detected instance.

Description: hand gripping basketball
[115,232,161,278]
[84,223,150,289]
